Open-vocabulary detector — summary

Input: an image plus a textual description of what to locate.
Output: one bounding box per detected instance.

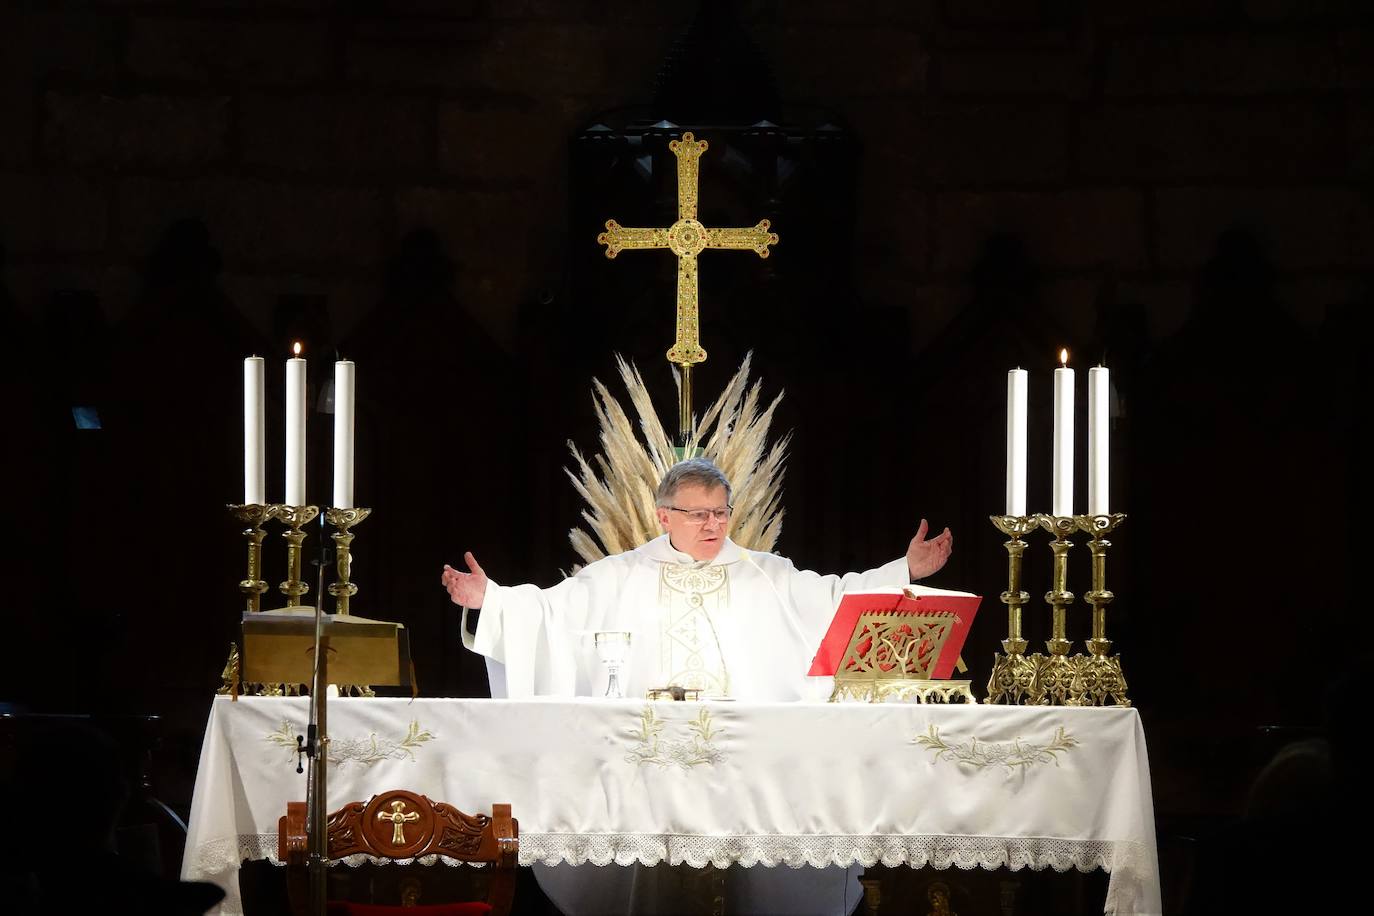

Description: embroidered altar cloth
[182,696,1160,916]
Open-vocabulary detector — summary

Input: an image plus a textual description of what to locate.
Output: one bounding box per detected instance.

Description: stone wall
[4,1,1367,347]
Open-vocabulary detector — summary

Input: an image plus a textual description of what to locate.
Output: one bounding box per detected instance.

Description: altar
[182,696,1160,916]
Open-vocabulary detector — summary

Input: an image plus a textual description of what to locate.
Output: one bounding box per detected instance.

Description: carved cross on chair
[376,799,421,846]
[279,790,520,916]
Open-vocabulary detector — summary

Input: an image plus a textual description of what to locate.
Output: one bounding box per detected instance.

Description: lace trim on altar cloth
[189,834,1156,916]
[521,833,1121,871]
[188,834,488,875]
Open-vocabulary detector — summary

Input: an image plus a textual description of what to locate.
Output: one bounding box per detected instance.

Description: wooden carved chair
[278,789,518,916]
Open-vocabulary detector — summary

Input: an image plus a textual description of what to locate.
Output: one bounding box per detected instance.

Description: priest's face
[656,483,732,561]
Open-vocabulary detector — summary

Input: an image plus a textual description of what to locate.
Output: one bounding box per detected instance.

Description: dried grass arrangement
[566,353,789,565]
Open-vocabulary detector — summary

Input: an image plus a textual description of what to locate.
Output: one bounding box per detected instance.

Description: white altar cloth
[182,696,1160,916]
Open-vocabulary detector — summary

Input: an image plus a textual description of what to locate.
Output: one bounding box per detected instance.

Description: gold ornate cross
[376,799,421,846]
[598,132,778,441]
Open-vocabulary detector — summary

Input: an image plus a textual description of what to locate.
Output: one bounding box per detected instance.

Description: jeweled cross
[598,132,778,442]
[376,799,420,846]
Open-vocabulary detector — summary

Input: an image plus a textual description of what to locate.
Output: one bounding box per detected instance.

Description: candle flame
[292,341,302,357]
[1059,348,1068,367]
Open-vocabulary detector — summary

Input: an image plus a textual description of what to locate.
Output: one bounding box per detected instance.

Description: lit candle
[332,359,355,509]
[1089,365,1110,515]
[1006,368,1028,516]
[243,356,265,505]
[285,342,306,506]
[1052,349,1074,517]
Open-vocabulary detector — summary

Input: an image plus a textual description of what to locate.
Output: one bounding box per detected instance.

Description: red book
[808,587,983,679]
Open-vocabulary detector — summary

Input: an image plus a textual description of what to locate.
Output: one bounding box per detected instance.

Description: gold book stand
[829,609,975,704]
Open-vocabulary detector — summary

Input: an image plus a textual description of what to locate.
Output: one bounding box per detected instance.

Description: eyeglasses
[667,506,733,525]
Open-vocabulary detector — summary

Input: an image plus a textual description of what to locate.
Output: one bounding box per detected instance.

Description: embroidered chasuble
[658,560,731,694]
[463,534,922,700]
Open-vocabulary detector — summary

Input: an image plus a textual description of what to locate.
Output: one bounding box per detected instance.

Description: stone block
[95,1,331,9]
[763,23,928,99]
[478,23,635,99]
[117,177,385,267]
[1078,102,1344,180]
[1089,0,1233,26]
[905,282,965,355]
[1350,103,1374,179]
[438,100,565,182]
[346,20,663,97]
[932,189,1149,272]
[394,186,530,343]
[772,1,930,26]
[10,10,124,82]
[1242,0,1372,24]
[3,262,138,324]
[0,85,32,168]
[935,48,1089,97]
[241,93,431,176]
[908,102,1071,185]
[1336,30,1374,90]
[43,92,230,168]
[0,173,109,254]
[344,19,489,91]
[1105,32,1345,96]
[1154,186,1374,270]
[128,18,333,85]
[855,184,930,277]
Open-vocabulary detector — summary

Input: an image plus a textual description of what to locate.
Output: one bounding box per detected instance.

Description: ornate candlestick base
[1033,514,1077,705]
[1071,513,1130,707]
[229,503,276,613]
[985,515,1041,705]
[273,504,319,607]
[325,507,371,616]
[327,506,374,697]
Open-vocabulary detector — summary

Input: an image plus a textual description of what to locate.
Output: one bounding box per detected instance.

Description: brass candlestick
[1071,513,1129,706]
[274,504,320,607]
[985,515,1040,704]
[325,507,371,616]
[229,503,276,613]
[1033,514,1077,705]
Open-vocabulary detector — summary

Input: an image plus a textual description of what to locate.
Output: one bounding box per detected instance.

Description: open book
[808,586,982,680]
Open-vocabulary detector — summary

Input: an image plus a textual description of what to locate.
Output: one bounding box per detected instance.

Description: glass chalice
[593,631,632,699]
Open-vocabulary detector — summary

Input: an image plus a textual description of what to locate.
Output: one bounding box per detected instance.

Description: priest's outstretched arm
[442,514,951,614]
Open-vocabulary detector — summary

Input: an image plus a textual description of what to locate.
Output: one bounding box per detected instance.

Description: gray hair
[655,458,732,508]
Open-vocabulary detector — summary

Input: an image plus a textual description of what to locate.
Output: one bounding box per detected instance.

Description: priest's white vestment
[463,534,919,700]
[462,534,938,916]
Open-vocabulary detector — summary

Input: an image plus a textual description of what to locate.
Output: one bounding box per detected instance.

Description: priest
[442,457,954,700]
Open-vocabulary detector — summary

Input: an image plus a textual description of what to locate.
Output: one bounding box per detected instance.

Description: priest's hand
[441,552,487,608]
[906,519,953,580]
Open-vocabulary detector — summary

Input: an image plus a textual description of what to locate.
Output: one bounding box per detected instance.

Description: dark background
[1,1,1368,912]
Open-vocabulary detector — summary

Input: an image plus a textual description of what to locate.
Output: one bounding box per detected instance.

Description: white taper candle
[332,360,355,509]
[1089,366,1110,515]
[243,356,265,505]
[1006,368,1028,516]
[285,344,307,506]
[1052,351,1074,517]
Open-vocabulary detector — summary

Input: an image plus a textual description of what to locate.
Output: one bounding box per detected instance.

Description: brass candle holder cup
[984,515,1040,705]
[228,503,276,613]
[1032,514,1077,705]
[273,504,320,607]
[325,507,371,616]
[1070,513,1129,707]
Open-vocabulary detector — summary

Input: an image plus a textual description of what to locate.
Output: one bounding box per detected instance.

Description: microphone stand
[303,561,329,916]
